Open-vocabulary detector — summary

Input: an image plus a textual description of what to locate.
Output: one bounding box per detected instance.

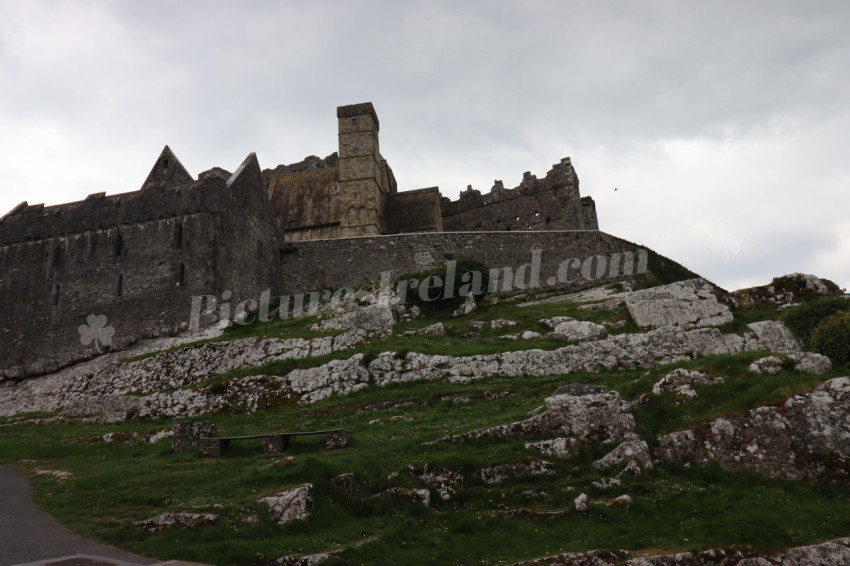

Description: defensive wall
[277,230,691,296]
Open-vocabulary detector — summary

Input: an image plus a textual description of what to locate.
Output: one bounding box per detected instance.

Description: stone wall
[277,230,682,296]
[384,188,444,234]
[440,157,596,233]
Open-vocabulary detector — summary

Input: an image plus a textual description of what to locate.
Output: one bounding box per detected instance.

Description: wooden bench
[198,428,351,457]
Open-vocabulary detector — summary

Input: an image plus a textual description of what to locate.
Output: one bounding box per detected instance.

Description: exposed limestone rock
[747,356,786,375]
[273,550,343,566]
[747,352,832,375]
[479,460,554,484]
[402,322,445,336]
[742,320,800,353]
[592,437,653,471]
[552,319,609,342]
[437,385,634,447]
[618,460,643,478]
[654,377,850,480]
[381,487,431,507]
[625,279,733,329]
[491,318,518,328]
[418,464,464,500]
[525,437,580,459]
[0,311,803,422]
[728,273,835,309]
[521,331,544,340]
[134,512,217,532]
[257,484,314,525]
[574,493,589,512]
[509,549,628,565]
[540,316,582,329]
[652,369,723,396]
[510,538,850,565]
[310,303,396,332]
[33,468,74,481]
[452,294,477,317]
[591,477,621,489]
[654,430,698,465]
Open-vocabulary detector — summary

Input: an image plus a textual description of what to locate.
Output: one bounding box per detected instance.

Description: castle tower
[337,102,394,236]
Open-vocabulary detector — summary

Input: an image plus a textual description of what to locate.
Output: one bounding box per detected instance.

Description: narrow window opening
[177,263,185,287]
[162,157,169,170]
[52,245,62,268]
[175,224,183,249]
[257,240,264,259]
[52,284,60,307]
[116,274,124,297]
[115,234,123,257]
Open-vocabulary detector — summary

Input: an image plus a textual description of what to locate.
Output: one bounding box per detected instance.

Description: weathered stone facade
[0,102,662,380]
[266,102,598,242]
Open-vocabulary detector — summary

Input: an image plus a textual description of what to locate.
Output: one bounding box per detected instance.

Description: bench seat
[199,428,351,457]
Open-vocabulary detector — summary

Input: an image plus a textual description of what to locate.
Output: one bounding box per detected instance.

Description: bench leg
[326,430,351,450]
[263,435,290,454]
[200,438,225,458]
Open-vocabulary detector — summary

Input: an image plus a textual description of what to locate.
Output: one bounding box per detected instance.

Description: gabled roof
[140,145,194,190]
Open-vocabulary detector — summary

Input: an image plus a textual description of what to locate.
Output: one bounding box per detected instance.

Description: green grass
[2,360,849,565]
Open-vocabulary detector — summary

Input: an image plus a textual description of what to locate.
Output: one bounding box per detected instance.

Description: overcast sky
[1,1,848,292]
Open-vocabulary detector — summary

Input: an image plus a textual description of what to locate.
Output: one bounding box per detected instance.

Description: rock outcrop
[655,377,850,480]
[257,484,314,525]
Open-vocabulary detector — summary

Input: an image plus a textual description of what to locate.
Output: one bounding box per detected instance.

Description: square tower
[337,102,388,236]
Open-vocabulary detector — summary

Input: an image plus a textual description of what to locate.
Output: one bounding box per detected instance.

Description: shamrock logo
[709,222,744,260]
[78,314,115,353]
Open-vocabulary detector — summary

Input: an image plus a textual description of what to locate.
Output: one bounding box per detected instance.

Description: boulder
[625,278,733,329]
[552,320,609,342]
[437,384,635,447]
[652,369,722,396]
[574,493,589,512]
[310,303,395,332]
[747,352,832,375]
[257,484,314,525]
[592,438,653,471]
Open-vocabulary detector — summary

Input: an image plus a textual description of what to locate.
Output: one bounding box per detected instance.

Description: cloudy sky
[1,1,848,292]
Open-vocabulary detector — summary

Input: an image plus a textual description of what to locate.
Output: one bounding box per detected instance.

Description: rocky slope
[1,273,849,565]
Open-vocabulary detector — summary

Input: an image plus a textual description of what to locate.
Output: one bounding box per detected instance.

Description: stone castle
[0,102,673,380]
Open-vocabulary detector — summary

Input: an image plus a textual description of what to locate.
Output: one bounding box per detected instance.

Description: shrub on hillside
[401,258,490,316]
[782,297,850,348]
[809,312,850,365]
